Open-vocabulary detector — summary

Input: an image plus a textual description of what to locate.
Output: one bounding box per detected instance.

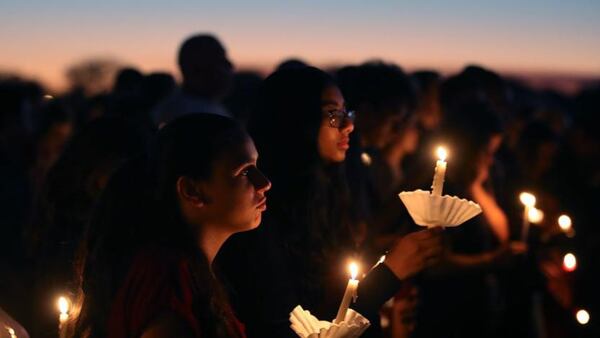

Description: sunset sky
[1,0,599,90]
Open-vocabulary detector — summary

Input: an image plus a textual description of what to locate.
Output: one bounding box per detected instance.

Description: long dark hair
[74,114,246,338]
[247,67,355,306]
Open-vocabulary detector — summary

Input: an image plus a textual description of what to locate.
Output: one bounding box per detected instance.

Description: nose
[341,118,354,135]
[252,168,271,193]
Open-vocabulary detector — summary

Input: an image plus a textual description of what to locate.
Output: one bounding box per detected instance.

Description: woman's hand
[384,228,443,280]
[492,241,528,265]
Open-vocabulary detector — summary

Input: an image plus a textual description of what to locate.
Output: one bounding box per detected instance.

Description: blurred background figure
[337,62,417,232]
[26,117,151,337]
[153,34,234,127]
[223,71,263,126]
[413,102,526,338]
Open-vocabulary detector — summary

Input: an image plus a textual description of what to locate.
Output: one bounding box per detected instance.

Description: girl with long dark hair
[217,67,442,338]
[73,113,270,338]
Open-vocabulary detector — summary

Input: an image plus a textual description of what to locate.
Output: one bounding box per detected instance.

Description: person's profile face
[318,85,354,163]
[202,136,271,232]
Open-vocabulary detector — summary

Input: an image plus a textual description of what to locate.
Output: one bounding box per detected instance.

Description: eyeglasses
[326,109,355,129]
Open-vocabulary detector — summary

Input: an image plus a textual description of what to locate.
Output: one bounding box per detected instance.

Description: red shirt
[107,248,245,338]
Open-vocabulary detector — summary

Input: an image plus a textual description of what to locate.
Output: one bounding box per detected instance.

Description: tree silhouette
[65,57,124,96]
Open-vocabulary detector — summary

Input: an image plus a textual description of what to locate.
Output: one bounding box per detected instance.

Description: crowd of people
[0,33,598,338]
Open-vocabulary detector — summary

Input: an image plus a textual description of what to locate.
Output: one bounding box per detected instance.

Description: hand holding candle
[334,262,359,324]
[431,146,447,196]
[400,144,481,229]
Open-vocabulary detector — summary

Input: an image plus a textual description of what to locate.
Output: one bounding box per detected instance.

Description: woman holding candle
[217,66,443,338]
[73,114,271,338]
[413,102,528,338]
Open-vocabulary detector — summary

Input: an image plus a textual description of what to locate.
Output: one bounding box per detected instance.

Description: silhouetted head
[178,34,233,101]
[412,70,442,131]
[440,102,504,187]
[440,65,511,120]
[112,68,144,94]
[337,61,416,149]
[276,58,309,71]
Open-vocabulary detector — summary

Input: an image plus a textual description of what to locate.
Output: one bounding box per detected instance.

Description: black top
[216,216,402,338]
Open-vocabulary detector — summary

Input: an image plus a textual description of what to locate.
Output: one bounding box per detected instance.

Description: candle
[335,262,359,324]
[431,146,447,196]
[58,296,70,338]
[6,327,16,338]
[558,214,572,232]
[576,309,590,325]
[527,207,544,224]
[563,253,577,272]
[519,192,536,241]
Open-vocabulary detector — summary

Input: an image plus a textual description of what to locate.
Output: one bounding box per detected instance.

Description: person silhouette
[153,34,234,127]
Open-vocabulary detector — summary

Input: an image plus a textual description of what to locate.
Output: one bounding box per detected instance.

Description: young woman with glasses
[217,66,442,338]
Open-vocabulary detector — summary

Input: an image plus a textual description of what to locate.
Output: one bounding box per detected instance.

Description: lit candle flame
[576,309,590,325]
[360,152,372,166]
[349,262,358,280]
[558,215,572,231]
[436,147,447,161]
[519,192,536,207]
[58,296,69,315]
[527,207,544,224]
[563,253,577,272]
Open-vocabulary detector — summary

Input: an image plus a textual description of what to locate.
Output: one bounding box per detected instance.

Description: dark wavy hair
[73,114,246,338]
[247,67,356,307]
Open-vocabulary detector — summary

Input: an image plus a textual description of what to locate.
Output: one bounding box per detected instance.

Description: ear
[176,177,208,208]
